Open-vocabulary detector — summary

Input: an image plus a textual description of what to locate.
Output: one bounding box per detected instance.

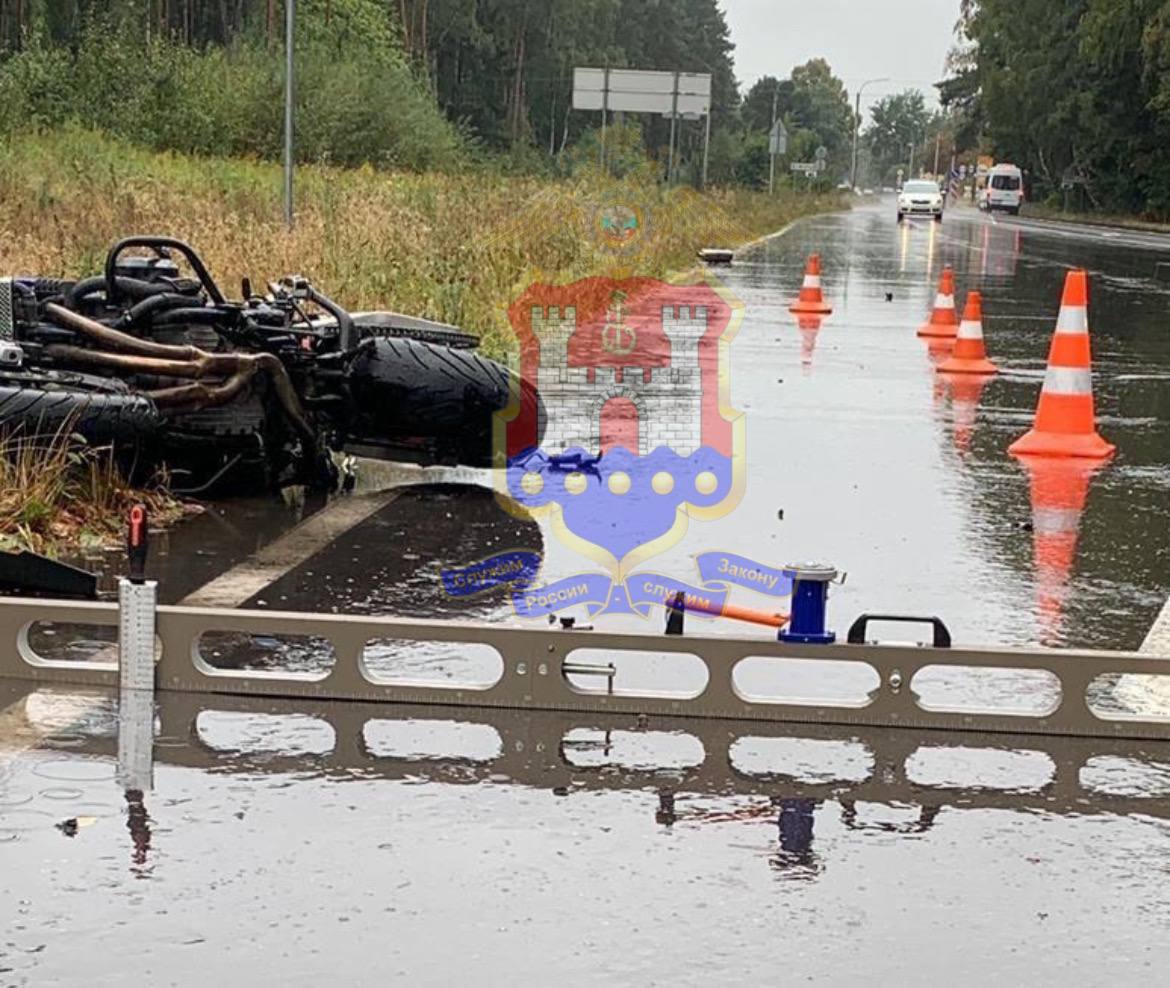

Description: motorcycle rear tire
[346,337,542,467]
[0,382,160,445]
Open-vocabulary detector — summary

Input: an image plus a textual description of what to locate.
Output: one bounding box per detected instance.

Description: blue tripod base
[779,629,837,645]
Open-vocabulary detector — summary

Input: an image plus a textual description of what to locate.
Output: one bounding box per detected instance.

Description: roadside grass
[0,128,843,356]
[0,427,192,556]
[1021,203,1170,235]
[0,128,844,552]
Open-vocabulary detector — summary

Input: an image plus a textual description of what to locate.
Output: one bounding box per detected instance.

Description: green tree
[0,0,863,192]
[788,60,852,145]
[741,75,790,133]
[940,0,1170,216]
[865,90,930,182]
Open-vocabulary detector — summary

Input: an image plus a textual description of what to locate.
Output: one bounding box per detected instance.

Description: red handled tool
[127,504,148,584]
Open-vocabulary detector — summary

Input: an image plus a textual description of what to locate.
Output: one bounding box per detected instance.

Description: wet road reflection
[3,681,1170,984]
[2,204,1169,986]
[716,202,1169,650]
[48,202,1165,658]
[25,203,1170,725]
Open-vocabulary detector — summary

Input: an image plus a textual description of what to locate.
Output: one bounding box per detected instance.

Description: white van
[981,164,1024,214]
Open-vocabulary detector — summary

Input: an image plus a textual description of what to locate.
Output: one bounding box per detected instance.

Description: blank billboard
[573,67,711,117]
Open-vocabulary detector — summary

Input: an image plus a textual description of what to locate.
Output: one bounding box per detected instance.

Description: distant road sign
[769,121,788,156]
[790,162,818,174]
[814,145,828,161]
[573,68,711,116]
[573,64,716,187]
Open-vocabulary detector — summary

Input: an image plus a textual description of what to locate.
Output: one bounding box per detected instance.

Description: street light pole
[702,103,711,189]
[769,84,778,195]
[850,77,888,191]
[907,139,916,179]
[282,0,294,229]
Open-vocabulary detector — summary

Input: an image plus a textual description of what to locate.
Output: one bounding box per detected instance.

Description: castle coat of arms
[497,276,744,578]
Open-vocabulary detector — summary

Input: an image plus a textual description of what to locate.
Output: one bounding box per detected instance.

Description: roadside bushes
[0,0,465,171]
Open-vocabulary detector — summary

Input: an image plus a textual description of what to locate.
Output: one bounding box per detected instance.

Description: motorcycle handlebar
[104,236,227,306]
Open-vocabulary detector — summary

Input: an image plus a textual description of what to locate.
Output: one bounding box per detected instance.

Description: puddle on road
[124,206,1168,668]
[10,208,1170,752]
[3,683,1170,983]
[3,207,1169,984]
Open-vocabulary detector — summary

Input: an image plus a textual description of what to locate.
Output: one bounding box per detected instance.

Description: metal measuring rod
[119,504,156,681]
[117,504,156,792]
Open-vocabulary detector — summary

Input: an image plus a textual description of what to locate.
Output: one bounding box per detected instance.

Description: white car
[897,180,944,222]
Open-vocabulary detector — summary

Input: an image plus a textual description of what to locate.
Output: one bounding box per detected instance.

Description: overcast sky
[721,0,958,112]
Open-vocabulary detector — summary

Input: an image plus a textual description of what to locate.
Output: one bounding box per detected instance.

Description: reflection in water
[943,372,995,457]
[840,800,939,835]
[125,787,152,876]
[12,683,1170,827]
[4,683,1170,982]
[898,218,912,273]
[1015,456,1105,646]
[118,681,155,876]
[979,220,1022,279]
[925,337,955,370]
[773,798,821,879]
[795,315,824,375]
[669,794,828,880]
[2,205,1169,983]
[756,204,1168,649]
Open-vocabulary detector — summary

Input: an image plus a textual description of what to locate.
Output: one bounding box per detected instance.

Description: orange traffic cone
[917,266,958,339]
[796,315,823,374]
[938,292,998,375]
[789,254,832,315]
[1018,456,1102,646]
[1008,270,1114,460]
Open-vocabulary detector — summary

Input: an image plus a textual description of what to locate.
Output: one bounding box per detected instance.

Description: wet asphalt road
[718,199,1170,650]
[4,680,1170,986]
[60,199,1170,650]
[3,200,1170,985]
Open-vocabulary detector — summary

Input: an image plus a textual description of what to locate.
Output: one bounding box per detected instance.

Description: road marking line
[1142,596,1170,656]
[0,491,402,758]
[180,490,401,608]
[0,692,50,758]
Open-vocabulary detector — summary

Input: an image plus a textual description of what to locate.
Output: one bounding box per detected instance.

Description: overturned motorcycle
[0,236,542,493]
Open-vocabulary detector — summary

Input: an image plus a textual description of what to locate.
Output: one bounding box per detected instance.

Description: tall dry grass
[0,129,842,355]
[0,425,189,555]
[0,129,842,550]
